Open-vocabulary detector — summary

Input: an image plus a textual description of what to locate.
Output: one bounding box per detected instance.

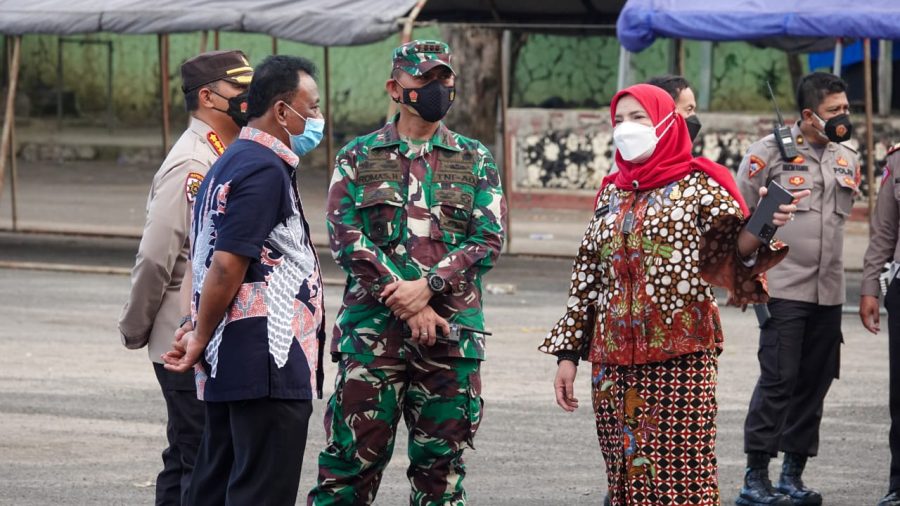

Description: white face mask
[613,110,675,163]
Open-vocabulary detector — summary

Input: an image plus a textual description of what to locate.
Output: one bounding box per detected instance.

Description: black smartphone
[745,180,795,242]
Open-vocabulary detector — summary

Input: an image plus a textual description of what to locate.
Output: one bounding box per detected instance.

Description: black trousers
[885,279,900,491]
[153,363,205,506]
[743,298,843,457]
[185,397,313,506]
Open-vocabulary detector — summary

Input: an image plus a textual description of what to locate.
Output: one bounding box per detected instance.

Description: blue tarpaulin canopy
[617,0,900,53]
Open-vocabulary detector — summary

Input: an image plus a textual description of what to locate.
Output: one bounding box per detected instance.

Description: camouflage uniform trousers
[308,353,483,506]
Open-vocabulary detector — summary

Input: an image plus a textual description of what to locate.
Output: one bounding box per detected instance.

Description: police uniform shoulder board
[206,131,225,156]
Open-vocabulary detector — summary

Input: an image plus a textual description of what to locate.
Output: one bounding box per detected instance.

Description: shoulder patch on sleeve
[185,172,205,203]
[748,155,767,178]
[206,131,225,156]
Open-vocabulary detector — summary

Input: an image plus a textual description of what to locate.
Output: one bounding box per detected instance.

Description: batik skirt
[592,350,719,506]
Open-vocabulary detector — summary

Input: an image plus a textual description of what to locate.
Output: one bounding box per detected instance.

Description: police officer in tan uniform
[860,144,900,506]
[118,50,252,505]
[735,72,858,506]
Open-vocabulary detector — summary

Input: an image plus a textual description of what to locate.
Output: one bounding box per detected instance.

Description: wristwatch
[426,273,447,294]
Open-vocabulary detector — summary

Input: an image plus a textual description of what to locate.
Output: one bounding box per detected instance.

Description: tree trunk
[440,26,501,142]
[787,53,804,103]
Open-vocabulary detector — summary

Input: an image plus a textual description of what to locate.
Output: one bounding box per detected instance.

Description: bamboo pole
[5,35,18,229]
[10,92,18,230]
[0,36,21,208]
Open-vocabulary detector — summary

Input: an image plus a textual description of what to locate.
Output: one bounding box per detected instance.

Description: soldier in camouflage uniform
[308,40,506,506]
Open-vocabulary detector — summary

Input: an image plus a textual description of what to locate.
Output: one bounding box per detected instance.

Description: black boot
[776,453,822,505]
[879,490,900,506]
[736,453,793,506]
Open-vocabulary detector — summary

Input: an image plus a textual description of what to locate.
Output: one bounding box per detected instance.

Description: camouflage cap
[392,40,453,77]
[181,50,253,93]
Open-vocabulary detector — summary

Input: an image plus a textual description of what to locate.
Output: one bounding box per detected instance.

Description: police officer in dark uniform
[860,143,900,506]
[735,72,858,506]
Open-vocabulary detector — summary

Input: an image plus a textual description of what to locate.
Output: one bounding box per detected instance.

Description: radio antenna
[767,81,785,126]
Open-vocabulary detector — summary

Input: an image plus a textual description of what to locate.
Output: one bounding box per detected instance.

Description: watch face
[428,275,445,292]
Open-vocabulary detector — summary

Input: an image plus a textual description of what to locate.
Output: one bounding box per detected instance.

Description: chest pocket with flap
[430,151,476,244]
[356,154,404,245]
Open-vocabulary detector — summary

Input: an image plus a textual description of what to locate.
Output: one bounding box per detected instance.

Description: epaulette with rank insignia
[206,131,225,156]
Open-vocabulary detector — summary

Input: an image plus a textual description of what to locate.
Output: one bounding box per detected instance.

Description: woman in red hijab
[539,84,808,506]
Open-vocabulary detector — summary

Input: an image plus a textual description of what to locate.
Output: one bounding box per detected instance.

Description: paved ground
[0,231,893,505]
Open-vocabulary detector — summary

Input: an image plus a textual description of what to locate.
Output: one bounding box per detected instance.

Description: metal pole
[324,46,333,192]
[879,40,893,117]
[501,29,512,253]
[617,45,631,90]
[698,42,713,111]
[57,36,63,129]
[833,38,843,77]
[272,37,278,55]
[0,36,21,209]
[864,38,876,220]
[200,31,208,53]
[159,34,172,154]
[214,31,220,50]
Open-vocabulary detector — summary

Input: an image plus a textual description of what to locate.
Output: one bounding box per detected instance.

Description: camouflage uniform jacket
[327,117,506,360]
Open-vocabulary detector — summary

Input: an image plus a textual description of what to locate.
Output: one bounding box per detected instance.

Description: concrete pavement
[0,239,892,505]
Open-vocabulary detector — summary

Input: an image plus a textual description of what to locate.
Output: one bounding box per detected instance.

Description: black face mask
[819,113,852,143]
[396,78,455,123]
[212,90,249,128]
[685,114,702,142]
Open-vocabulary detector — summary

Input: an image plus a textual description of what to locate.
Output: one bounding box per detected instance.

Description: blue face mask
[283,103,324,156]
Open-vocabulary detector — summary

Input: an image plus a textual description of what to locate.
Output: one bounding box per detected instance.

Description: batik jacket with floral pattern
[540,171,787,365]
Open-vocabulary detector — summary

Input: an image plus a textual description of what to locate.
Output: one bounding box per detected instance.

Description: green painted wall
[511,35,803,112]
[16,26,440,129]
[13,28,804,129]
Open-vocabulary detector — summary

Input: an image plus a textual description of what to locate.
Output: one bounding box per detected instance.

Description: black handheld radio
[767,81,797,161]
